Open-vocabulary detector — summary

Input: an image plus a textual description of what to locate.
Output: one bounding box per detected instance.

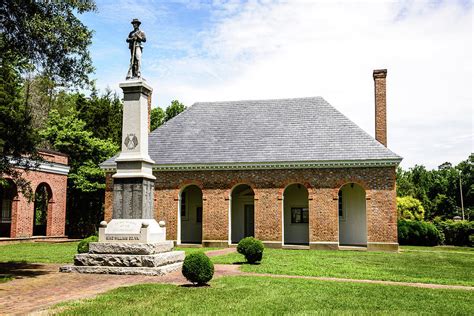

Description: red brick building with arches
[0,150,69,239]
[102,69,401,251]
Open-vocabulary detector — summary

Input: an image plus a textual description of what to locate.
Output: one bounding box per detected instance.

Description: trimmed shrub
[182,252,214,285]
[434,220,473,246]
[398,219,443,246]
[237,237,264,264]
[77,235,98,253]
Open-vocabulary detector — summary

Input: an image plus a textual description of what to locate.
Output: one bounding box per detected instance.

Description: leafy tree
[150,100,186,131]
[0,57,38,196]
[0,0,95,194]
[41,109,119,237]
[1,0,96,87]
[396,154,473,221]
[164,100,186,122]
[150,107,165,131]
[76,90,123,146]
[397,196,425,220]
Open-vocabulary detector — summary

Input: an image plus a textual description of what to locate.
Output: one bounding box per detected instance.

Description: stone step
[89,241,174,255]
[60,262,183,276]
[74,250,185,268]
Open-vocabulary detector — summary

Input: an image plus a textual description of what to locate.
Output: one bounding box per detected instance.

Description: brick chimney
[373,69,387,147]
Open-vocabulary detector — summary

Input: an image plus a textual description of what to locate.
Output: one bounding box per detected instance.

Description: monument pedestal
[60,78,184,276]
[60,220,185,275]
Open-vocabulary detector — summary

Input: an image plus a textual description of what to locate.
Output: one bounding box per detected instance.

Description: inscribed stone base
[60,262,182,276]
[99,219,165,244]
[74,251,184,267]
[89,241,173,255]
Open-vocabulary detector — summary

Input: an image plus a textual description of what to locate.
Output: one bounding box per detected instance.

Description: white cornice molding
[9,158,70,176]
[100,159,401,173]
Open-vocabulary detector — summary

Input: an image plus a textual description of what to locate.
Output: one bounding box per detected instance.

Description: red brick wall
[39,150,68,165]
[6,154,68,238]
[105,166,397,247]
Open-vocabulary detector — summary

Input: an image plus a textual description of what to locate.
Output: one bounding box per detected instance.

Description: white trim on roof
[9,158,70,176]
[100,159,401,172]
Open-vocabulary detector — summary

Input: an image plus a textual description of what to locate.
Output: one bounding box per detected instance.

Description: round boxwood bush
[182,252,214,285]
[77,235,99,253]
[237,237,264,264]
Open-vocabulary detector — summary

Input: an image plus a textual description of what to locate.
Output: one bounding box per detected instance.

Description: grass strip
[55,275,474,315]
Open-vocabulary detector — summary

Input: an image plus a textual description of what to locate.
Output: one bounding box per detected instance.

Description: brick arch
[33,182,54,236]
[176,180,204,199]
[177,182,203,245]
[0,179,18,238]
[227,181,257,200]
[278,180,313,198]
[334,179,369,197]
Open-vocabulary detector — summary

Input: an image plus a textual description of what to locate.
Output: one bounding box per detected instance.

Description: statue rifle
[131,38,137,76]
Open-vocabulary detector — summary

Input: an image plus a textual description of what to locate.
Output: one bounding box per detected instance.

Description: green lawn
[401,245,474,253]
[54,276,474,315]
[0,242,80,264]
[0,242,219,264]
[212,247,474,286]
[0,275,13,283]
[174,247,221,254]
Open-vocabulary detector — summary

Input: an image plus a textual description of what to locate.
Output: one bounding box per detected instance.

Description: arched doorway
[338,183,367,246]
[33,183,52,236]
[283,183,309,245]
[179,185,203,244]
[0,180,17,237]
[230,184,255,244]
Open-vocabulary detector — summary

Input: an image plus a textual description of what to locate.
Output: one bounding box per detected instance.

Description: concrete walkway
[1,248,472,315]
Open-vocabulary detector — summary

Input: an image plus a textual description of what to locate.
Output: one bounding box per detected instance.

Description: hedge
[397,219,443,246]
[434,220,473,246]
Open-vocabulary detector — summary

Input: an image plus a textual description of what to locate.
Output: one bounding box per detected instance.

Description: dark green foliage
[434,220,473,246]
[164,100,186,122]
[0,57,39,197]
[237,237,264,263]
[396,154,473,221]
[398,219,443,246]
[1,0,95,196]
[182,253,214,285]
[0,0,96,87]
[150,100,186,131]
[76,90,123,147]
[77,235,98,253]
[150,107,165,131]
[41,108,119,237]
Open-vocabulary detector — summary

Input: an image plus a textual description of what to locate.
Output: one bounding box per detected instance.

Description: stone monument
[61,20,184,275]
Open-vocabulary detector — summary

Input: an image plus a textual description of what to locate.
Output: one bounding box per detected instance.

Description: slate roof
[101,97,401,168]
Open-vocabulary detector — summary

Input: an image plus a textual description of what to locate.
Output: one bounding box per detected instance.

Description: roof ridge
[192,96,324,106]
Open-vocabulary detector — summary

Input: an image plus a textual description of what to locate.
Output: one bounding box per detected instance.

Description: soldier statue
[126,18,146,79]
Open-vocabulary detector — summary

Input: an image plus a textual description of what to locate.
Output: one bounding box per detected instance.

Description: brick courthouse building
[101,69,402,251]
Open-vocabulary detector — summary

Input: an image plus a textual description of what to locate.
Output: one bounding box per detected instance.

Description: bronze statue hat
[131,18,141,25]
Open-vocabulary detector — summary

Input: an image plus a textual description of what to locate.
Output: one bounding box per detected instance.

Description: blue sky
[79,0,472,169]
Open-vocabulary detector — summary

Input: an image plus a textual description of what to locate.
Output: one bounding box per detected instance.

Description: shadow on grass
[0,261,53,281]
[180,283,211,288]
[232,261,261,265]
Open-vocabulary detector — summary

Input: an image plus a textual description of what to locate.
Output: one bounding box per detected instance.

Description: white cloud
[146,0,472,169]
[95,0,472,169]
